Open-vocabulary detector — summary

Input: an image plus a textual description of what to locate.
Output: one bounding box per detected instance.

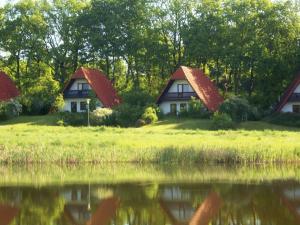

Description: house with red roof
[276,73,300,113]
[156,66,223,115]
[0,71,20,102]
[63,67,121,112]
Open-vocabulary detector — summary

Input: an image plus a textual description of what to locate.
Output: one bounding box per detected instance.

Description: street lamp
[86,98,90,127]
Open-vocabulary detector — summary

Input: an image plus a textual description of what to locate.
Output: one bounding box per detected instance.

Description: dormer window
[78,83,90,90]
[177,84,189,93]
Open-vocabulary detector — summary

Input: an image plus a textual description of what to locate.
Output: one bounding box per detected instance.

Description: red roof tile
[0,71,20,101]
[157,66,224,112]
[276,73,300,112]
[65,67,121,108]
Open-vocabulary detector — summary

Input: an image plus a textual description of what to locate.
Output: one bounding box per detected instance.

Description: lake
[0,164,300,225]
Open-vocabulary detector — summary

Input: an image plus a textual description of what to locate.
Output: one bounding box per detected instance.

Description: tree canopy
[0,0,299,113]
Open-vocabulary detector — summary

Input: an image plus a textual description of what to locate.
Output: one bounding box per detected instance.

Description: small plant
[135,119,146,127]
[56,119,65,126]
[141,106,158,124]
[211,112,235,130]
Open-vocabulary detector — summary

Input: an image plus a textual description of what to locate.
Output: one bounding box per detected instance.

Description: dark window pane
[80,101,87,111]
[293,105,300,113]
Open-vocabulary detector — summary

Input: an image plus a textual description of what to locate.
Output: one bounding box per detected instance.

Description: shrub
[60,112,86,126]
[219,96,258,122]
[265,113,300,128]
[51,94,64,113]
[179,97,211,118]
[121,89,154,107]
[0,99,22,121]
[56,119,65,126]
[114,103,143,127]
[211,112,235,130]
[141,107,158,124]
[90,108,113,126]
[135,119,146,127]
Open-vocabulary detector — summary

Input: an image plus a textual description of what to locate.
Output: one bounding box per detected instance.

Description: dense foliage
[265,112,300,128]
[211,112,235,130]
[0,0,299,114]
[219,96,260,122]
[0,99,22,120]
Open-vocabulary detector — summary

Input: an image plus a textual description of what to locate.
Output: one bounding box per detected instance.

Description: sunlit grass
[0,115,300,163]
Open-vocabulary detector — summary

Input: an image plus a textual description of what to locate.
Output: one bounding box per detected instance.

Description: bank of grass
[0,115,300,164]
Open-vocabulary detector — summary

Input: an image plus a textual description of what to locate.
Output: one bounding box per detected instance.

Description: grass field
[0,115,300,164]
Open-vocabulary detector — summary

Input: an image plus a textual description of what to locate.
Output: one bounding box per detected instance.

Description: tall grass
[0,115,300,164]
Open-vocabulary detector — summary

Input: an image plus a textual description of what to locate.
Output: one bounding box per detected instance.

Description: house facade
[63,67,121,113]
[0,71,20,101]
[276,74,300,113]
[156,66,223,114]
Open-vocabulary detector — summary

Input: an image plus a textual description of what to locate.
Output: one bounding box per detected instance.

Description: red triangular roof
[64,67,121,108]
[276,73,300,112]
[157,66,223,112]
[0,205,19,225]
[0,71,20,101]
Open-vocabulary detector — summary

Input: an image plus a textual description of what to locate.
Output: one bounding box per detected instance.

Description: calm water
[1,179,300,225]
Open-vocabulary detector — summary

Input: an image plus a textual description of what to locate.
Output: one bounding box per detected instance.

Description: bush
[51,94,64,113]
[265,113,300,128]
[60,112,86,126]
[90,108,113,126]
[141,107,158,124]
[114,103,143,127]
[0,99,22,121]
[219,96,258,122]
[121,89,154,107]
[211,112,235,130]
[179,97,211,118]
[135,119,146,127]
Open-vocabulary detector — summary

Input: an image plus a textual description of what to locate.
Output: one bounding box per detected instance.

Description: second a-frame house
[63,67,121,112]
[276,73,300,113]
[156,66,223,115]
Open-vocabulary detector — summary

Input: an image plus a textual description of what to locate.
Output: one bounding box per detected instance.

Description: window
[78,83,90,90]
[177,84,190,97]
[170,104,177,114]
[180,103,187,112]
[71,102,77,113]
[80,101,87,111]
[293,105,300,113]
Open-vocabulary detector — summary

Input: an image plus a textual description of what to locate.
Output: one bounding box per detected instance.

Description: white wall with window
[63,98,103,112]
[69,79,91,90]
[281,83,300,113]
[159,101,189,115]
[168,80,194,93]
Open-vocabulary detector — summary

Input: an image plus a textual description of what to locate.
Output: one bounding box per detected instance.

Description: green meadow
[0,115,300,164]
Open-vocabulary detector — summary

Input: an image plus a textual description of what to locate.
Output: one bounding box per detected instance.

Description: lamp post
[86,98,90,127]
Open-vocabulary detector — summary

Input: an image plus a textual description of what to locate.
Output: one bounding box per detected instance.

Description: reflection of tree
[0,187,65,225]
[110,183,166,225]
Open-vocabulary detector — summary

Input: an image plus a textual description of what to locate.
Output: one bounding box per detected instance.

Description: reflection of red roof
[87,197,119,225]
[0,205,19,225]
[0,71,20,101]
[160,192,222,225]
[65,67,121,108]
[276,73,300,112]
[157,66,223,111]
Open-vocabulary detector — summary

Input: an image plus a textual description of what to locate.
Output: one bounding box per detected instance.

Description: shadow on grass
[0,115,60,126]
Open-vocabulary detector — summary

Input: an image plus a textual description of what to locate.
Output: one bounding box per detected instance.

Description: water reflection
[0,182,300,225]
